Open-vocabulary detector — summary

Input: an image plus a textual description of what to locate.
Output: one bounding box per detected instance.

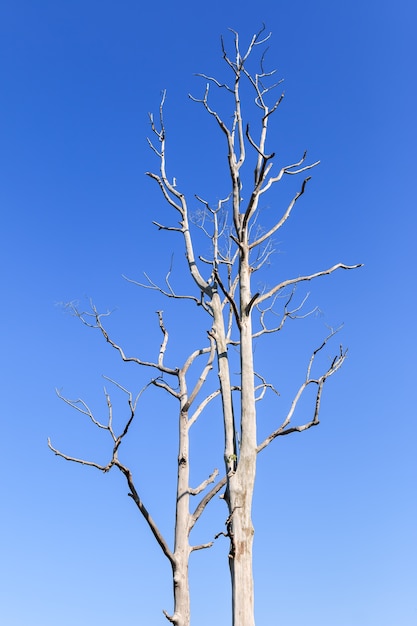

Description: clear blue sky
[1,1,416,625]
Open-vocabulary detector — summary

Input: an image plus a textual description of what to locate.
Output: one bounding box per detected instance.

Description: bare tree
[49,26,361,626]
[145,27,361,625]
[49,304,227,626]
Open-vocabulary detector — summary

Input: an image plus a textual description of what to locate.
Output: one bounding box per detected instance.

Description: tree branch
[252,291,317,338]
[122,266,201,306]
[67,302,179,376]
[188,468,219,496]
[50,380,174,564]
[257,328,346,453]
[256,263,363,307]
[249,175,315,250]
[117,459,174,564]
[183,339,216,411]
[190,475,227,530]
[47,439,113,471]
[188,388,222,428]
[147,92,211,294]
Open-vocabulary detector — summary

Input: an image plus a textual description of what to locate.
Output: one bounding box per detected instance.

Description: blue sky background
[1,1,416,625]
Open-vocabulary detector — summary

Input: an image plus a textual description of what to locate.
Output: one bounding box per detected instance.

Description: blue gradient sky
[1,1,416,625]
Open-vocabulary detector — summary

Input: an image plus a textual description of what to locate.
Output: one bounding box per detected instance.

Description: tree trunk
[229,244,257,626]
[170,397,192,626]
[211,285,256,624]
[228,331,256,625]
[170,554,190,626]
[228,465,256,626]
[211,292,237,478]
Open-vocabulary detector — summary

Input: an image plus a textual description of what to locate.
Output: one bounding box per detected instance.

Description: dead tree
[145,27,361,626]
[49,306,227,626]
[50,26,361,626]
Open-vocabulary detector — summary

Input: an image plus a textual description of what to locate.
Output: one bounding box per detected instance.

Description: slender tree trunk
[211,244,258,626]
[211,286,256,623]
[170,395,192,626]
[171,554,190,626]
[228,244,257,626]
[228,326,256,625]
[211,292,237,478]
[228,464,255,626]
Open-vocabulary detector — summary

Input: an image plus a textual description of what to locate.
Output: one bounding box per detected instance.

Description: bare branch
[214,268,241,328]
[117,460,174,564]
[189,83,231,139]
[194,72,232,92]
[108,379,151,445]
[52,370,176,563]
[69,302,179,376]
[183,339,215,411]
[257,328,347,453]
[155,310,175,374]
[254,371,280,402]
[151,376,180,398]
[52,390,174,565]
[55,390,109,430]
[190,475,227,529]
[152,221,183,233]
[162,609,176,624]
[47,439,112,471]
[256,263,363,306]
[125,272,209,313]
[147,92,211,294]
[249,176,314,250]
[146,171,183,213]
[245,123,275,162]
[252,291,317,338]
[188,388,222,428]
[188,468,219,496]
[250,238,275,273]
[190,541,215,552]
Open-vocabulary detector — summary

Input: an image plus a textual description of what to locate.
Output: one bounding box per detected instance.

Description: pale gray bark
[50,26,361,626]
[49,308,225,626]
[145,26,361,626]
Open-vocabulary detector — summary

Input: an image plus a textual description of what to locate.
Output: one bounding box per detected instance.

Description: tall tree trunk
[211,292,237,479]
[211,245,258,626]
[228,463,256,626]
[228,245,257,626]
[228,326,256,625]
[211,287,256,623]
[170,399,192,626]
[170,554,190,626]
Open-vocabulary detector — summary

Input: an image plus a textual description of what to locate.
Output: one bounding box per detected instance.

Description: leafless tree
[49,26,361,626]
[49,304,227,626]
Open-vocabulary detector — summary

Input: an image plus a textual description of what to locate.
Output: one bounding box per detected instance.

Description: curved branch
[249,176,314,250]
[183,339,216,411]
[189,468,219,496]
[252,291,317,338]
[214,268,241,329]
[69,302,179,376]
[188,388,222,428]
[123,271,201,305]
[190,475,227,530]
[257,329,347,453]
[47,439,112,471]
[256,263,363,306]
[116,459,174,564]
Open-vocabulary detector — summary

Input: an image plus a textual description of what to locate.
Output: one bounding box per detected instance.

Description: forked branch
[66,302,179,377]
[257,328,347,453]
[253,291,317,338]
[256,263,363,307]
[49,382,174,563]
[122,264,202,307]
